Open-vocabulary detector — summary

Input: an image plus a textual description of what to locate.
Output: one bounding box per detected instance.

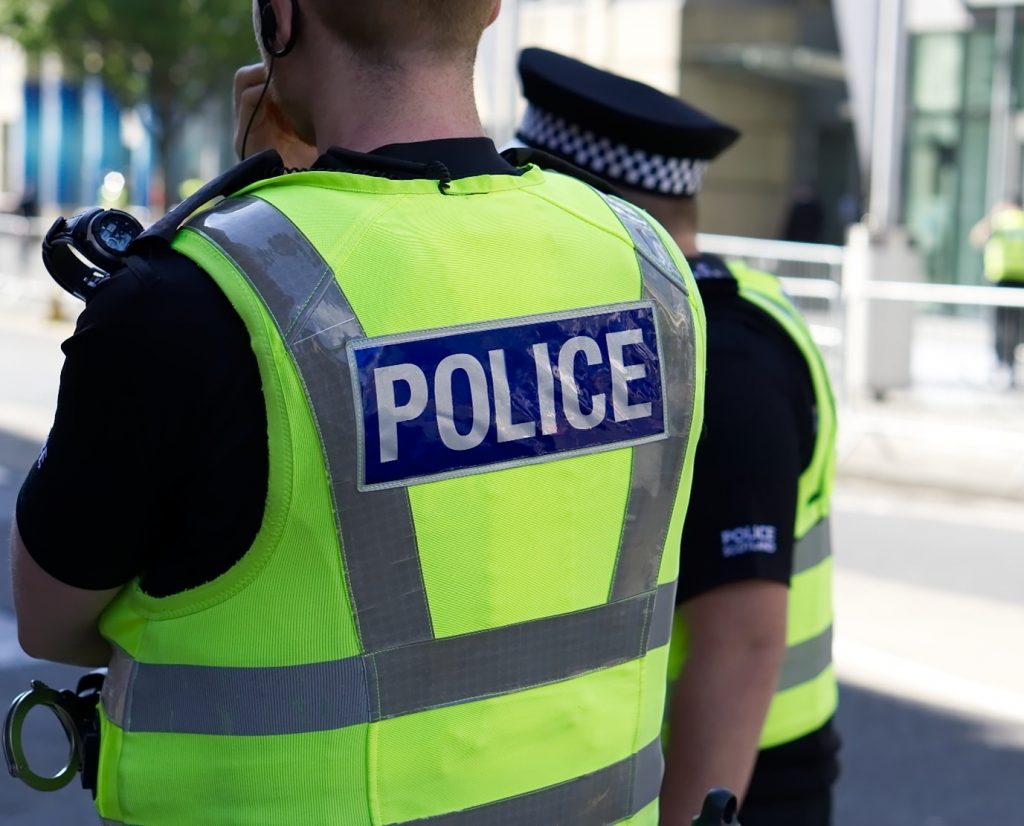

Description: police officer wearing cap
[513,49,840,826]
[11,6,706,823]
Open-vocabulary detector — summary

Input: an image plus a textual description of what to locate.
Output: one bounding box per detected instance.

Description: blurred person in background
[16,181,39,218]
[513,49,839,826]
[782,184,824,245]
[10,1,706,823]
[970,196,1024,388]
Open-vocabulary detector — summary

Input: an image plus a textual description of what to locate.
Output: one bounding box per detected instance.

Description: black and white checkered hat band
[517,105,709,196]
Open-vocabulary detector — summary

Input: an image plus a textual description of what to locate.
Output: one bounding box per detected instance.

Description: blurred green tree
[0,0,258,207]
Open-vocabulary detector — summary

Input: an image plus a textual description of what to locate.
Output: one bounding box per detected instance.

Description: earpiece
[258,0,299,59]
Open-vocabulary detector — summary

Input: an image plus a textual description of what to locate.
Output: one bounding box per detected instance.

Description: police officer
[11,3,705,823]
[970,197,1024,386]
[513,49,839,826]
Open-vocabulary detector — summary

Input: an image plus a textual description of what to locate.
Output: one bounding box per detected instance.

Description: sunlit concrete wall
[679,2,804,239]
[518,0,685,96]
[0,37,27,203]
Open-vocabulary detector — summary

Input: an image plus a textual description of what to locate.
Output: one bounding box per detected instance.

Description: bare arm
[11,519,119,667]
[969,214,992,248]
[659,580,788,825]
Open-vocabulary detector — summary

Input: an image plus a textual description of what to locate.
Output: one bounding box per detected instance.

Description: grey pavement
[836,312,1024,501]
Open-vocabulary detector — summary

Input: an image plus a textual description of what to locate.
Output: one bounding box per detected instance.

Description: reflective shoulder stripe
[793,517,832,575]
[185,195,433,654]
[777,624,833,692]
[400,738,663,826]
[103,582,677,735]
[597,193,698,601]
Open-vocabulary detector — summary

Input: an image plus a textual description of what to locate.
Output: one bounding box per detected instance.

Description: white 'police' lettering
[559,336,606,431]
[721,525,778,557]
[375,363,429,463]
[374,330,651,463]
[532,342,559,436]
[352,303,665,489]
[435,353,490,452]
[490,349,537,443]
[607,329,653,422]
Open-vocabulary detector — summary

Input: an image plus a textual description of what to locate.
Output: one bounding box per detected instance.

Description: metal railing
[3,219,1024,396]
[698,231,1024,400]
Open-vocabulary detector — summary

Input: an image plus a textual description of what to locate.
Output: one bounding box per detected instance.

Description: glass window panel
[904,115,962,281]
[912,34,964,113]
[964,28,996,112]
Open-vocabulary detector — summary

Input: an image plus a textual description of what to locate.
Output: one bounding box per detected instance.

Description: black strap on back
[501,146,623,197]
[130,150,287,253]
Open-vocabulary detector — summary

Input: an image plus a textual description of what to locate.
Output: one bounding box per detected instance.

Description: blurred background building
[4,0,1024,288]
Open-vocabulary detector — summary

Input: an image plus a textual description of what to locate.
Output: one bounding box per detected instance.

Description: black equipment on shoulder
[41,207,144,301]
[40,149,289,302]
[693,788,741,826]
[3,670,105,797]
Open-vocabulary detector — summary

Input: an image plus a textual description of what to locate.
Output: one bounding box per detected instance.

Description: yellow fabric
[96,164,704,824]
[759,666,839,749]
[985,207,1024,283]
[666,263,837,753]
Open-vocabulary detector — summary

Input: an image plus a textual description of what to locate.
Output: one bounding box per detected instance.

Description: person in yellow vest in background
[11,3,707,824]
[970,196,1024,387]
[512,49,839,826]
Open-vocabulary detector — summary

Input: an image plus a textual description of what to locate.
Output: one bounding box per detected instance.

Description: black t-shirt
[680,254,839,803]
[16,138,519,598]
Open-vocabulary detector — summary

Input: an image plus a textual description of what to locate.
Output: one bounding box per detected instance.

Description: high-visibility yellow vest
[668,261,837,750]
[93,167,706,825]
[985,207,1024,283]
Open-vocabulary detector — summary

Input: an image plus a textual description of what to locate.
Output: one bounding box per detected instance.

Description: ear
[486,0,502,28]
[269,0,295,52]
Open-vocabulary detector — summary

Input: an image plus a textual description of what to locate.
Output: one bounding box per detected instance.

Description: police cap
[516,47,740,198]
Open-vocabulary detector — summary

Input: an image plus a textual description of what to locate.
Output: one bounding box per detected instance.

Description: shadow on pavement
[837,681,1024,826]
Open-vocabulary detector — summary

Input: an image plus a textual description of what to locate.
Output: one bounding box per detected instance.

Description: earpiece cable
[240,57,276,162]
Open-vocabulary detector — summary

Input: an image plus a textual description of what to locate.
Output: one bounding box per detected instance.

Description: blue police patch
[349,302,667,490]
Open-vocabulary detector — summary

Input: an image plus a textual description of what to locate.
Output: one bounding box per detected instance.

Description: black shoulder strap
[129,150,285,254]
[500,146,622,197]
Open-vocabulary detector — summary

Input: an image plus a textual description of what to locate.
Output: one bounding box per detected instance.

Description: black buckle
[692,788,741,825]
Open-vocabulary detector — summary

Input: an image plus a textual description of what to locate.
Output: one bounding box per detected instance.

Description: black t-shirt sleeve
[677,303,814,603]
[15,249,267,593]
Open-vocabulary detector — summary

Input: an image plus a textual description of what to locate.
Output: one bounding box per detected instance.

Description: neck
[310,55,484,154]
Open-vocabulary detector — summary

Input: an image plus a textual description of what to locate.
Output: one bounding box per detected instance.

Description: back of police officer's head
[257,0,500,147]
[259,1,500,66]
[306,0,500,63]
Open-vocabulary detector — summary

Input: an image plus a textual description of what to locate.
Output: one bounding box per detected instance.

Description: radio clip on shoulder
[40,149,287,302]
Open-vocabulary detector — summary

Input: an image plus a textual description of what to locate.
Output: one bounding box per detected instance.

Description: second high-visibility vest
[985,207,1024,283]
[668,261,837,750]
[93,167,706,825]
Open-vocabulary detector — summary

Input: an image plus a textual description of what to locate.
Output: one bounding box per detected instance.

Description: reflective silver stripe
[778,625,833,692]
[105,648,370,736]
[188,196,433,653]
[371,581,677,720]
[793,517,832,576]
[104,582,676,735]
[599,194,698,601]
[402,738,663,825]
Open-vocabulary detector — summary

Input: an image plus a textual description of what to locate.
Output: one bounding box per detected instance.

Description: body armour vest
[668,260,837,750]
[93,165,706,825]
[985,207,1024,283]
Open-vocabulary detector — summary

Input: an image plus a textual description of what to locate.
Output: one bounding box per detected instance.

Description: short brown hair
[307,1,496,60]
